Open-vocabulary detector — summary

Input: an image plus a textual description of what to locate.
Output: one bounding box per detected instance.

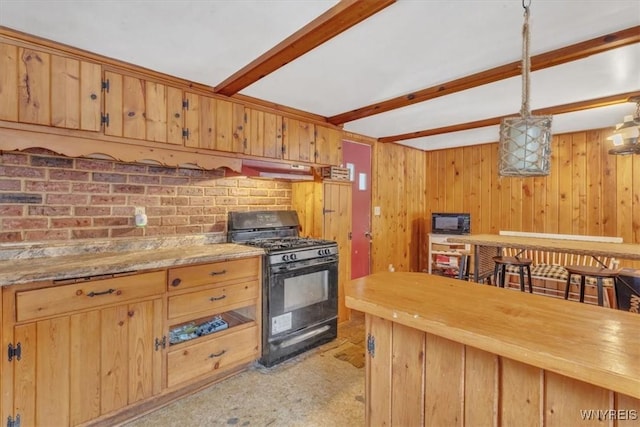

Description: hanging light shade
[499,0,552,177]
[607,97,640,155]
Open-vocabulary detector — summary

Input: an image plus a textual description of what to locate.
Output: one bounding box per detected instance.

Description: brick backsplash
[0,149,292,243]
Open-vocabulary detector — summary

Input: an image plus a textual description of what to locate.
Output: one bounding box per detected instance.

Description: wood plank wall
[372,127,640,272]
[372,142,428,273]
[367,315,640,426]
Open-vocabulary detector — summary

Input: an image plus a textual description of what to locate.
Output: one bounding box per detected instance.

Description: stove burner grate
[242,237,334,251]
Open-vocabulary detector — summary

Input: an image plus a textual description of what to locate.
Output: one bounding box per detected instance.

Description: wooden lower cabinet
[166,324,258,388]
[165,257,261,391]
[365,313,640,427]
[2,271,165,426]
[1,255,262,426]
[291,180,352,322]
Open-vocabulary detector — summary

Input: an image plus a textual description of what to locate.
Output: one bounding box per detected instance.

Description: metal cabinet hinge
[8,343,21,362]
[101,113,110,127]
[154,336,167,351]
[101,79,109,93]
[182,129,190,140]
[7,414,20,427]
[366,334,375,357]
[182,99,189,110]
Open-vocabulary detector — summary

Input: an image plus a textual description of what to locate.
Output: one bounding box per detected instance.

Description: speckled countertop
[0,234,264,286]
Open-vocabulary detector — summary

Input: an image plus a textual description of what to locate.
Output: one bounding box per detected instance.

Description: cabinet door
[282,117,314,163]
[8,298,162,426]
[0,42,101,131]
[145,81,184,145]
[246,108,283,159]
[366,314,392,427]
[184,95,247,153]
[104,71,184,144]
[323,182,352,322]
[315,125,343,166]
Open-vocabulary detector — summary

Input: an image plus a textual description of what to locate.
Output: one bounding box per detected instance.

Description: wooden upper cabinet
[0,43,19,122]
[315,125,343,166]
[0,42,101,131]
[183,93,246,153]
[104,71,183,144]
[282,117,314,163]
[245,107,283,159]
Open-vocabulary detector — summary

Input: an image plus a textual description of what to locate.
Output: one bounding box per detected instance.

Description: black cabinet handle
[87,288,116,297]
[171,278,182,287]
[209,295,227,302]
[209,269,227,276]
[209,349,226,358]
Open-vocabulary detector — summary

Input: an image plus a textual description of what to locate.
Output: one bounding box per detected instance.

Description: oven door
[267,256,338,338]
[261,255,338,366]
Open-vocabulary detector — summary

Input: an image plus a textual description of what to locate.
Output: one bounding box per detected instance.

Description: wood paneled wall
[372,142,428,273]
[372,127,640,272]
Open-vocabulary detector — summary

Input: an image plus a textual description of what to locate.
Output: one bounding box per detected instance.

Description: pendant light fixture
[498,0,552,176]
[607,96,640,155]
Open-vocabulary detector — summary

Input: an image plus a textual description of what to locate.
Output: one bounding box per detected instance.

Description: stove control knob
[282,254,289,262]
[290,253,297,260]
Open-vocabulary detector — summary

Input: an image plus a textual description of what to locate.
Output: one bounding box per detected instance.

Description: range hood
[239,158,315,181]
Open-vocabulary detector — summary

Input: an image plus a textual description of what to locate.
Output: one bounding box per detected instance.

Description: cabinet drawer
[166,325,258,388]
[16,270,165,322]
[167,281,258,319]
[167,257,260,291]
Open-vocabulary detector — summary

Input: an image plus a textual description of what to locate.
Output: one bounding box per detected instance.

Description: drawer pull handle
[209,349,226,358]
[87,288,116,297]
[210,269,227,276]
[171,278,182,287]
[209,294,227,302]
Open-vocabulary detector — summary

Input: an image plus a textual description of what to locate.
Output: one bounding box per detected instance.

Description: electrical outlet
[374,206,381,216]
[134,207,147,227]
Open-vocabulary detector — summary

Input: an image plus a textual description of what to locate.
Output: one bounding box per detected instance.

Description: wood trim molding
[378,91,640,143]
[0,125,243,172]
[214,0,396,96]
[329,26,640,125]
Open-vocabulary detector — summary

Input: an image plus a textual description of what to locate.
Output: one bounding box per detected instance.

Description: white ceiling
[1,0,639,151]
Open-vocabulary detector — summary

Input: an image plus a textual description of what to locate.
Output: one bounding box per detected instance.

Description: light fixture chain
[520,6,531,117]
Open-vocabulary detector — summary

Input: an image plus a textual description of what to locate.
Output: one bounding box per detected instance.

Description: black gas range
[228,210,338,367]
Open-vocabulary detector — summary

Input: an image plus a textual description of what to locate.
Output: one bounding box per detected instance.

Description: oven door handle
[272,257,337,272]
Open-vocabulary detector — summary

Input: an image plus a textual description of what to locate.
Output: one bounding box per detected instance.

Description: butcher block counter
[346,272,640,426]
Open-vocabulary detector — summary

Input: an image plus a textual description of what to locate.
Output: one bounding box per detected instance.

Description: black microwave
[431,213,470,235]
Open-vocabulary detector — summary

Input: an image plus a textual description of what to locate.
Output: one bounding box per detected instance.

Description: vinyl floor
[124,311,366,427]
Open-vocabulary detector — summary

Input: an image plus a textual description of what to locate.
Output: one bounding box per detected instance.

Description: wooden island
[346,272,640,426]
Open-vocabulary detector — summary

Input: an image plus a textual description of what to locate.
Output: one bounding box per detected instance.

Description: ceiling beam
[214,0,396,96]
[378,91,640,143]
[329,26,640,125]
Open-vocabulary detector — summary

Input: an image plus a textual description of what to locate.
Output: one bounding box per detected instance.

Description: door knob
[364,231,372,239]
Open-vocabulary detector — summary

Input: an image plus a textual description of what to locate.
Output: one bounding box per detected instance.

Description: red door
[342,141,372,279]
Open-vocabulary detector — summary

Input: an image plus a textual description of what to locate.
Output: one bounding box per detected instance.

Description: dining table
[447,233,640,284]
